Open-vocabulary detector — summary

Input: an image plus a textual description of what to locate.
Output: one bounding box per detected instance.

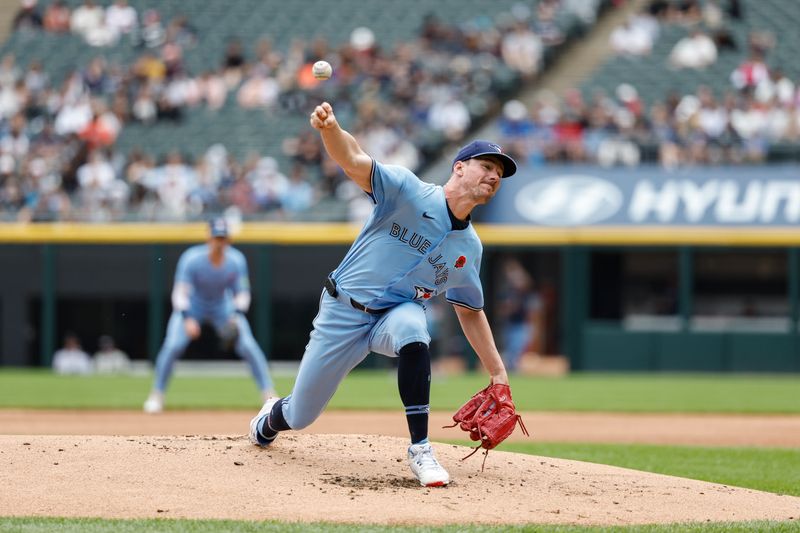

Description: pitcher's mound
[1,434,797,526]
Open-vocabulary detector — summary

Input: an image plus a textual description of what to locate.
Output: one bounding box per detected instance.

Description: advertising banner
[479,165,800,226]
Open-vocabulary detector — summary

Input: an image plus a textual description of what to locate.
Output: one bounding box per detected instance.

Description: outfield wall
[1,222,799,372]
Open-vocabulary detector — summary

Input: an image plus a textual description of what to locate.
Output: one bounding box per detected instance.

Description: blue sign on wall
[479,165,800,226]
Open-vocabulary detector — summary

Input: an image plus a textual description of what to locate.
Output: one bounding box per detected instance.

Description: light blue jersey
[151,243,272,394]
[177,244,250,319]
[334,161,484,311]
[279,160,484,430]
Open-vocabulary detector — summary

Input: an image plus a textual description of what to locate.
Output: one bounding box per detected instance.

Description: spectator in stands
[563,0,601,25]
[746,30,775,58]
[1,113,29,160]
[93,335,131,374]
[248,156,288,211]
[162,71,200,113]
[132,51,166,83]
[696,87,729,158]
[730,94,769,162]
[289,130,323,174]
[52,332,92,375]
[143,150,197,219]
[610,16,655,56]
[202,144,234,186]
[161,38,185,78]
[593,84,641,167]
[70,0,112,47]
[755,68,796,106]
[0,176,27,220]
[702,0,724,28]
[427,94,471,141]
[23,61,48,97]
[12,0,42,32]
[534,0,565,46]
[678,0,702,24]
[123,148,154,209]
[380,133,421,170]
[43,0,70,33]
[222,38,247,87]
[501,18,543,80]
[281,164,314,215]
[764,96,792,142]
[156,84,183,122]
[165,14,197,50]
[81,57,112,96]
[104,0,137,38]
[198,69,228,111]
[139,9,165,48]
[237,68,280,109]
[54,92,92,136]
[730,51,769,91]
[75,148,122,220]
[131,85,157,123]
[28,163,72,221]
[0,0,637,223]
[79,99,120,149]
[0,54,20,88]
[583,105,615,165]
[669,28,717,69]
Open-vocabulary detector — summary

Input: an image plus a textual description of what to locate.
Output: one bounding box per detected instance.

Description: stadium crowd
[500,0,800,169]
[0,0,603,222]
[13,0,799,220]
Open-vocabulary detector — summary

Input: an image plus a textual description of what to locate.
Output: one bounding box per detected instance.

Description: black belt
[324,277,387,315]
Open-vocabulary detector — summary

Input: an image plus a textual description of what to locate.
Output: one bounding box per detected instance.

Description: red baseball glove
[444,383,529,470]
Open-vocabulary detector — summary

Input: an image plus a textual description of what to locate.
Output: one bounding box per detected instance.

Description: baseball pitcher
[249,101,519,487]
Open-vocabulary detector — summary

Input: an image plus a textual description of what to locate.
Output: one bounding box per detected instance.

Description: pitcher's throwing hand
[310,102,337,130]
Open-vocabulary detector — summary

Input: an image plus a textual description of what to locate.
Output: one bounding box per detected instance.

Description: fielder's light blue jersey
[175,244,249,317]
[333,161,484,311]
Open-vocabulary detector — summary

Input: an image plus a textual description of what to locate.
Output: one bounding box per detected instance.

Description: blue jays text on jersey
[332,160,484,312]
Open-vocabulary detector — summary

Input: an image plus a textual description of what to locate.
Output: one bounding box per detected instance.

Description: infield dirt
[1,410,799,526]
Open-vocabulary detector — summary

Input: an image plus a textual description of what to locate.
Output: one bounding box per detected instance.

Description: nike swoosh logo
[422,212,434,220]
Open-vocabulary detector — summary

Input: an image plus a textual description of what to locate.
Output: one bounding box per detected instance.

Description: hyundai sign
[480,165,800,226]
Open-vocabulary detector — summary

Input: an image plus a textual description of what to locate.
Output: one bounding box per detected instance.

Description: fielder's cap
[209,217,229,238]
[452,140,517,178]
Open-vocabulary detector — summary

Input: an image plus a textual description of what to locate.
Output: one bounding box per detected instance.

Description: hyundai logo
[515,175,623,226]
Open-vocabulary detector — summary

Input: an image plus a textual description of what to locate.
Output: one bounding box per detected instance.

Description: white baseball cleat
[142,392,163,414]
[408,443,450,487]
[249,397,280,447]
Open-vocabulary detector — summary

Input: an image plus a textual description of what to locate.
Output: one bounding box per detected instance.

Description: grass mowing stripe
[0,370,799,413]
[0,517,798,532]
[486,441,800,497]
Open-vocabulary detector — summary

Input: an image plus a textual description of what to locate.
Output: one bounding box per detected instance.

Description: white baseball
[312,60,333,80]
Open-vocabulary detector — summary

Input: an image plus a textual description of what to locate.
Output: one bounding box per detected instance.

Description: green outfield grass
[0,369,799,413]
[490,442,800,497]
[0,517,798,532]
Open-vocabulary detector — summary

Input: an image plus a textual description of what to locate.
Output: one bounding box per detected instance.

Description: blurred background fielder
[143,217,274,413]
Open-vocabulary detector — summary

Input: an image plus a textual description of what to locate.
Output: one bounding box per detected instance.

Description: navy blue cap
[209,218,229,238]
[452,140,517,178]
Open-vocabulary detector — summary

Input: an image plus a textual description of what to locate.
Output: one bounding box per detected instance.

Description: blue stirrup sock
[398,341,431,445]
[259,397,291,440]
